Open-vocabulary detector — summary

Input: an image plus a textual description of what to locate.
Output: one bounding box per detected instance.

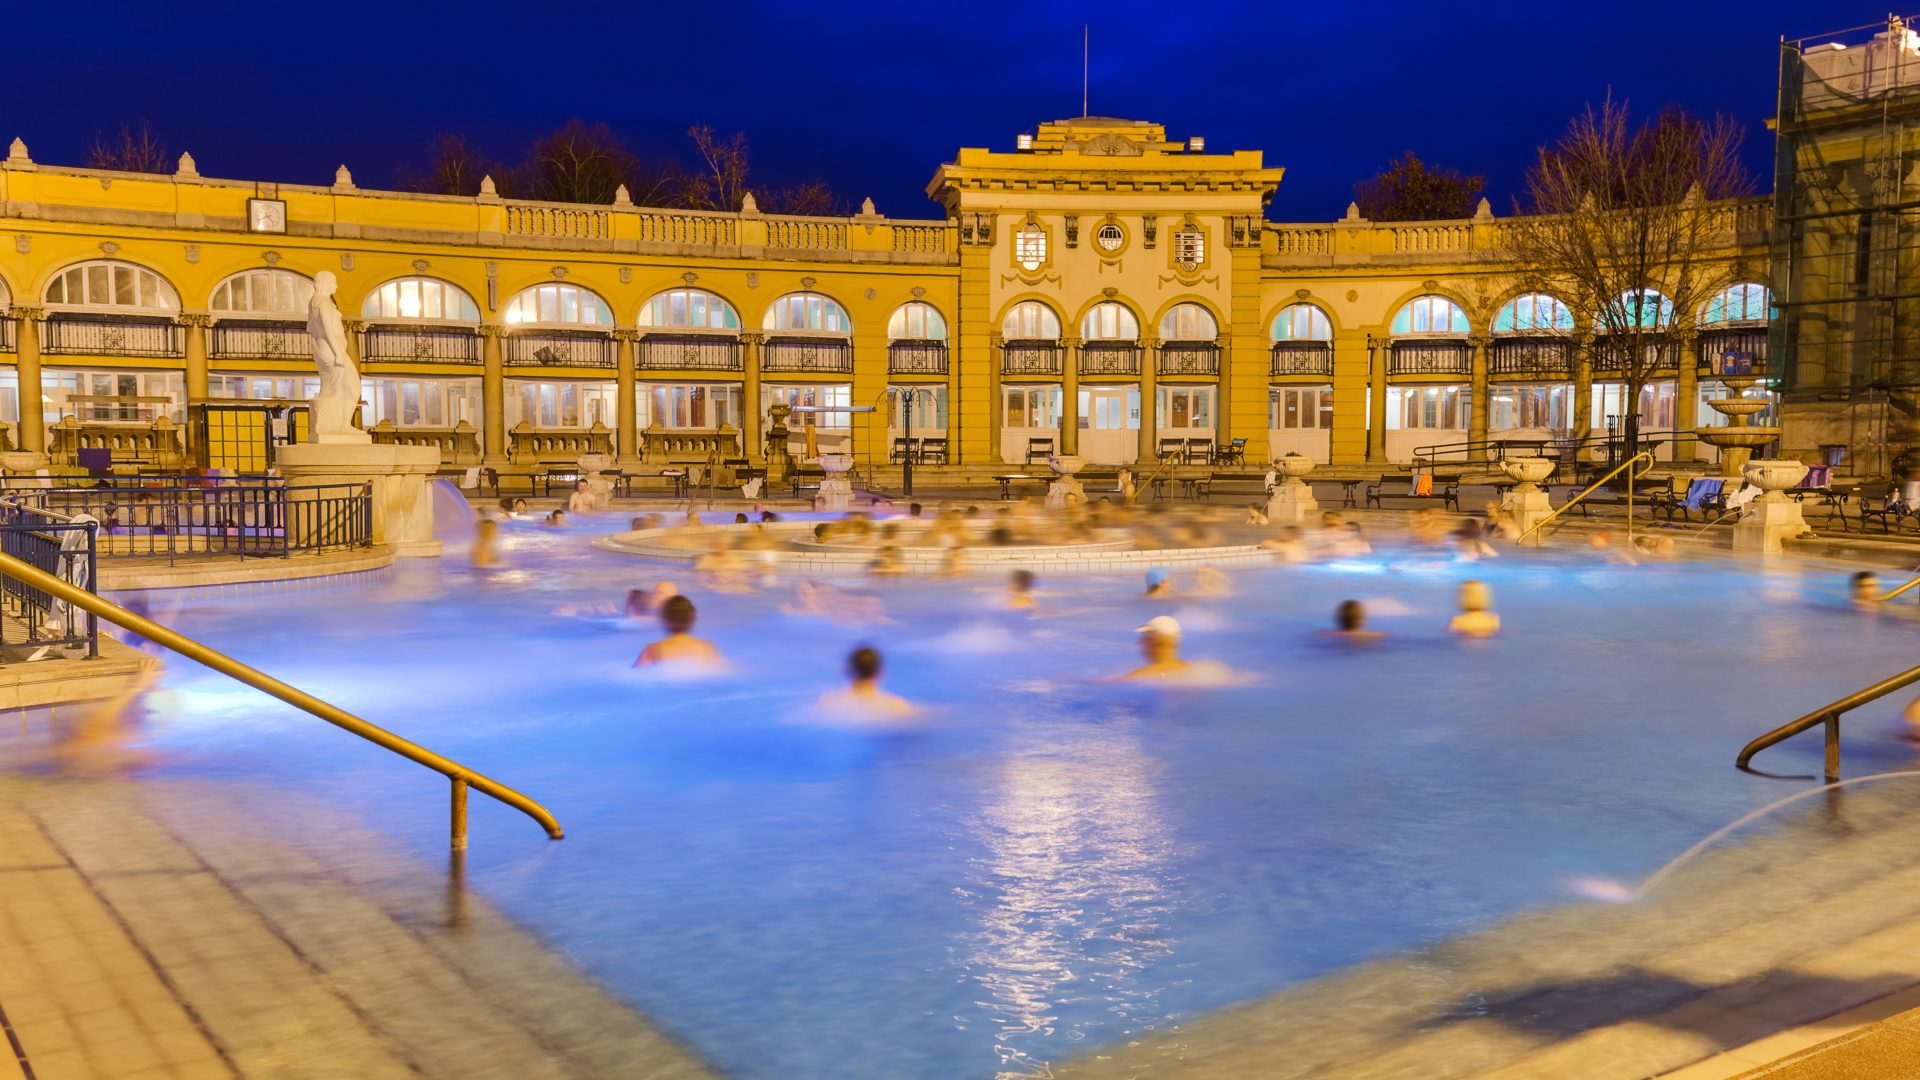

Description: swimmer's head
[847,646,883,683]
[735,512,750,524]
[1337,599,1366,632]
[1145,567,1170,591]
[660,595,698,634]
[761,510,778,523]
[1011,569,1035,592]
[909,503,923,518]
[1459,579,1493,613]
[625,588,649,616]
[1136,615,1181,660]
[631,517,647,530]
[576,480,589,492]
[476,518,497,536]
[1853,571,1881,599]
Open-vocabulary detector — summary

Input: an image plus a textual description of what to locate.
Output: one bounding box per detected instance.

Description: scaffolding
[1775,16,1920,476]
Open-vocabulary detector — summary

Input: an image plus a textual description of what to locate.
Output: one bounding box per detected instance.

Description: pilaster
[479,323,506,467]
[741,332,764,463]
[613,329,640,468]
[1366,333,1389,463]
[1468,335,1490,460]
[1061,334,1081,456]
[10,307,44,454]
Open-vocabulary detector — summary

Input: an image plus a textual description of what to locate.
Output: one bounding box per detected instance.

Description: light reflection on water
[47,512,1920,1080]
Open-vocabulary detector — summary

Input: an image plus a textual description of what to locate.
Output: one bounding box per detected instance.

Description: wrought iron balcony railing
[762,337,854,374]
[888,340,948,376]
[1001,340,1063,376]
[504,330,616,368]
[1269,342,1332,377]
[1388,340,1472,376]
[1080,342,1141,376]
[1157,342,1219,376]
[42,315,185,358]
[637,333,742,372]
[357,324,481,364]
[210,319,310,361]
[1490,338,1572,378]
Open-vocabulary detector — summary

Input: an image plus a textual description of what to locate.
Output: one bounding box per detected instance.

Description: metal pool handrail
[0,548,562,848]
[1738,664,1920,782]
[1126,452,1179,506]
[1881,575,1920,602]
[1514,452,1656,544]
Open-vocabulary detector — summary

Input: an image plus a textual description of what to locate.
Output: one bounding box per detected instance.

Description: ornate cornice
[611,328,640,343]
[476,324,507,339]
[8,305,44,321]
[178,311,214,328]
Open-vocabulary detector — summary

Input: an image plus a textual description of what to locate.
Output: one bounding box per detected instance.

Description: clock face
[248,198,287,233]
[1095,224,1124,251]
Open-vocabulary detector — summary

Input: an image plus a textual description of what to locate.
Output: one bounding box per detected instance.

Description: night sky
[0,2,1861,221]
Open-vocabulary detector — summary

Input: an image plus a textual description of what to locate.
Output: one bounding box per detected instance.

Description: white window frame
[209,268,314,316]
[503,283,614,328]
[1156,385,1216,430]
[1270,386,1333,430]
[762,383,851,429]
[507,378,615,429]
[361,277,480,323]
[640,382,743,430]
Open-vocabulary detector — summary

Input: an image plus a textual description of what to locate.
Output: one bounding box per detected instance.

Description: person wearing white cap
[1123,615,1192,680]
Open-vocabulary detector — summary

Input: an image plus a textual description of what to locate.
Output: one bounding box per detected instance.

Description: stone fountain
[816,453,855,511]
[1265,452,1320,523]
[1696,374,1777,480]
[1498,457,1557,545]
[1733,458,1815,554]
[1046,455,1086,509]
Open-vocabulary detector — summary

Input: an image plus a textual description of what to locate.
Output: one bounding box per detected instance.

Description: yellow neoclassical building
[0,118,1775,480]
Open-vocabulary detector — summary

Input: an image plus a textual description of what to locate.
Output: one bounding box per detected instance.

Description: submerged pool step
[0,774,716,1080]
[1054,781,1920,1080]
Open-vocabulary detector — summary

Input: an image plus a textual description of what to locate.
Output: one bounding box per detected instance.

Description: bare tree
[680,125,752,212]
[396,133,501,196]
[762,180,844,217]
[1503,97,1752,461]
[87,121,170,173]
[1353,151,1484,221]
[517,119,643,205]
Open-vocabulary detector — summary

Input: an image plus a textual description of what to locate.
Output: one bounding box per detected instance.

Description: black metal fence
[0,501,99,657]
[8,483,372,562]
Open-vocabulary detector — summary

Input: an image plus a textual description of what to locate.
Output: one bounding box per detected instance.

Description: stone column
[988,331,1005,465]
[1674,328,1699,462]
[10,307,46,457]
[1572,333,1595,463]
[613,329,640,468]
[741,332,764,463]
[1214,332,1231,456]
[479,324,506,467]
[1138,335,1159,465]
[1060,334,1081,456]
[1367,334,1389,462]
[181,311,212,467]
[1468,335,1490,461]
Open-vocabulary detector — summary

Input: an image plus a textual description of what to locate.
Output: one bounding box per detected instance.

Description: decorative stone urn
[1732,458,1814,555]
[1499,457,1557,546]
[1045,454,1086,509]
[817,452,855,511]
[1266,452,1320,523]
[1697,375,1779,480]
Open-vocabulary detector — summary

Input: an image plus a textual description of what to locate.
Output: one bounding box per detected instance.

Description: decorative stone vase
[1733,458,1814,555]
[1499,457,1556,493]
[1741,458,1810,503]
[1274,452,1316,480]
[816,453,855,511]
[819,453,854,477]
[1045,455,1086,509]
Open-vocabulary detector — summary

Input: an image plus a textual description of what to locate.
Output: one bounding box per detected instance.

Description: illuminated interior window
[638,288,741,331]
[504,283,614,327]
[361,277,480,322]
[44,260,180,312]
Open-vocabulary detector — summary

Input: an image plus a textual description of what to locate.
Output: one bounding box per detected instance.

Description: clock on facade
[247,198,287,234]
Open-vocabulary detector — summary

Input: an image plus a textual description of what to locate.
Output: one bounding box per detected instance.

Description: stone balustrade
[369,420,481,466]
[49,417,188,471]
[508,424,614,463]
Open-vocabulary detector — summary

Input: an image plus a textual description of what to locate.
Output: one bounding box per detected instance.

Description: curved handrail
[1738,663,1920,781]
[1513,451,1656,543]
[1126,453,1179,506]
[1882,575,1920,602]
[0,548,562,847]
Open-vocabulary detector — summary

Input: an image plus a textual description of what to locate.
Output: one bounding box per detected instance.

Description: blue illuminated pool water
[98,517,1920,1079]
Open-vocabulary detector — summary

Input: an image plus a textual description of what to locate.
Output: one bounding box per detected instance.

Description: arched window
[763,292,851,334]
[0,275,12,310]
[887,301,947,340]
[209,268,314,316]
[1703,282,1771,325]
[1270,303,1333,341]
[1493,293,1574,334]
[638,288,741,331]
[1002,301,1061,340]
[1390,295,1469,336]
[1608,289,1673,330]
[1159,302,1217,341]
[361,277,480,322]
[44,260,180,312]
[1081,301,1140,341]
[503,283,613,327]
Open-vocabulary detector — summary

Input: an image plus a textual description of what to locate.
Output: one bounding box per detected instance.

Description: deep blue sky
[0,2,1865,221]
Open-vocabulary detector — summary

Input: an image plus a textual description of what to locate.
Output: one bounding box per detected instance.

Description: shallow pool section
[78,514,1920,1079]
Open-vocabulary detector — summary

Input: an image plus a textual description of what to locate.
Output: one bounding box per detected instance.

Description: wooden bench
[1188,472,1272,501]
[1365,474,1461,511]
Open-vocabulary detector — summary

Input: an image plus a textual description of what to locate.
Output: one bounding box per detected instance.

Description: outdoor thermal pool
[63,511,1920,1079]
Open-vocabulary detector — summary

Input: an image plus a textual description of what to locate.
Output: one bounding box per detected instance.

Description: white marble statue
[307,271,369,443]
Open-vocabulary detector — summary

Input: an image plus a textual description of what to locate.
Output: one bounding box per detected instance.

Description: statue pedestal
[817,477,854,511]
[278,443,442,557]
[1501,487,1554,546]
[1045,479,1085,509]
[1266,478,1320,523]
[1733,496,1812,555]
